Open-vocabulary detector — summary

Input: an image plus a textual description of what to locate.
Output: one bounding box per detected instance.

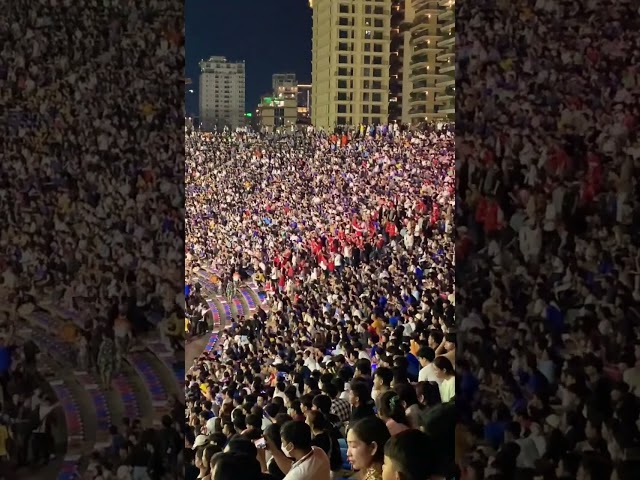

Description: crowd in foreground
[185,124,456,480]
[456,1,640,479]
[1,1,184,479]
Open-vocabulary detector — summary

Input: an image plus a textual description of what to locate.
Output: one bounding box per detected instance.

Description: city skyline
[186,0,312,117]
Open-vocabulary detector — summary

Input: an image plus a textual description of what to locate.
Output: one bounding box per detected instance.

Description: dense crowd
[185,124,457,480]
[457,1,640,479]
[1,1,184,478]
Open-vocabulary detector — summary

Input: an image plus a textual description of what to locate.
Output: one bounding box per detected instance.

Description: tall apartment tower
[436,0,455,118]
[198,56,246,131]
[397,0,454,123]
[310,0,392,129]
[388,0,404,122]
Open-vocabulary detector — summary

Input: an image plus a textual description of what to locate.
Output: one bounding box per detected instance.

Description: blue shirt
[406,354,420,380]
[0,346,13,374]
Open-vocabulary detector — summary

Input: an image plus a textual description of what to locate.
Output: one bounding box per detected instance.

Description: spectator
[279,420,331,480]
[382,429,441,480]
[377,391,410,436]
[432,357,455,403]
[350,381,376,424]
[417,347,440,384]
[346,416,391,480]
[211,451,262,480]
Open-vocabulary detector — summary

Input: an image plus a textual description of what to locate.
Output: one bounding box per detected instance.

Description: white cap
[206,417,217,435]
[192,434,209,449]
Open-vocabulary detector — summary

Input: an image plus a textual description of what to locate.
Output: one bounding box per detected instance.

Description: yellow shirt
[61,322,76,342]
[0,425,10,457]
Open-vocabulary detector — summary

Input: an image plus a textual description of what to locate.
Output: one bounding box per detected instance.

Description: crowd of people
[456,1,640,479]
[185,123,457,480]
[1,1,185,478]
[1,0,185,342]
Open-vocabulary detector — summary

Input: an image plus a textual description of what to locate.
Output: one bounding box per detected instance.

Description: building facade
[399,0,455,123]
[272,73,298,93]
[257,95,299,131]
[297,83,312,124]
[198,56,245,131]
[310,0,392,129]
[436,0,454,119]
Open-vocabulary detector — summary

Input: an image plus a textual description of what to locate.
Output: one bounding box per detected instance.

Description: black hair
[377,390,408,425]
[417,346,436,362]
[384,430,436,480]
[289,400,303,416]
[433,356,454,376]
[394,383,419,408]
[350,380,372,405]
[312,394,332,415]
[354,358,372,377]
[211,452,262,480]
[226,435,258,458]
[323,382,339,398]
[264,423,283,450]
[280,420,313,451]
[416,381,441,406]
[374,366,394,387]
[349,416,390,464]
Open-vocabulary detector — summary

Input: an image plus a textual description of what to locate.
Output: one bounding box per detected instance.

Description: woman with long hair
[433,356,456,402]
[393,383,422,430]
[376,391,410,436]
[416,381,442,409]
[346,416,391,480]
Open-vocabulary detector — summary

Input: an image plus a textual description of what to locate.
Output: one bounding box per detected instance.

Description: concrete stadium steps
[211,295,233,323]
[117,361,155,428]
[21,310,140,425]
[142,338,184,398]
[49,379,85,454]
[238,287,258,314]
[194,269,219,296]
[17,325,122,454]
[18,307,157,470]
[26,323,77,365]
[126,353,170,426]
[229,295,246,319]
[73,372,112,447]
[132,349,182,401]
[246,281,269,310]
[10,330,73,480]
[205,298,223,328]
[205,332,219,353]
[41,303,87,329]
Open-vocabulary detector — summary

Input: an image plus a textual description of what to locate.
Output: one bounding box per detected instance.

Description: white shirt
[439,376,455,402]
[418,363,442,384]
[284,447,331,480]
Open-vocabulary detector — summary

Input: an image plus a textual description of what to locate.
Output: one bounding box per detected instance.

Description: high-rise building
[399,0,455,123]
[436,0,454,118]
[389,0,404,122]
[198,56,246,131]
[310,0,392,129]
[406,0,446,123]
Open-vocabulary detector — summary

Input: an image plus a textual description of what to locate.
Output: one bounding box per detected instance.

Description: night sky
[185,0,312,117]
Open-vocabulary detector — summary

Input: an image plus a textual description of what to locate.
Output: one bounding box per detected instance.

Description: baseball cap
[192,434,209,449]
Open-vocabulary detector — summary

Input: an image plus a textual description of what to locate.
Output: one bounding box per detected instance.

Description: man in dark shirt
[349,380,375,423]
